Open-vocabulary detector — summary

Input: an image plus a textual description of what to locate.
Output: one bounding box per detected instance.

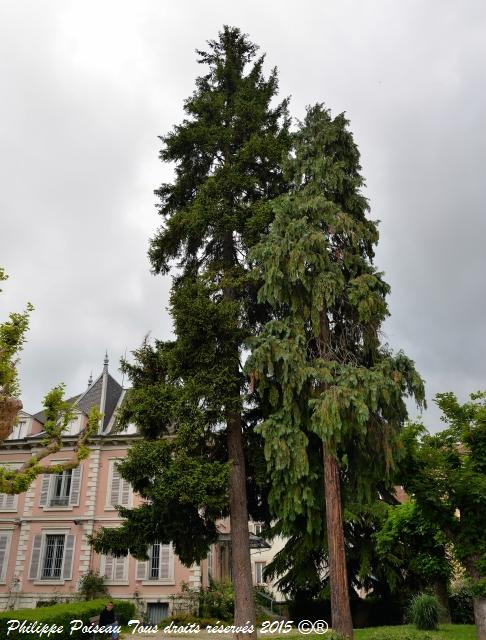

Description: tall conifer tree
[151,27,289,633]
[248,105,425,638]
[92,27,289,636]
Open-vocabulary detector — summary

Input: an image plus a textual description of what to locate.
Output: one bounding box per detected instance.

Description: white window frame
[117,423,138,435]
[137,543,175,585]
[105,460,132,510]
[101,553,129,584]
[8,418,29,440]
[29,530,75,584]
[65,414,82,436]
[254,561,266,585]
[40,465,82,510]
[0,463,21,511]
[0,530,13,583]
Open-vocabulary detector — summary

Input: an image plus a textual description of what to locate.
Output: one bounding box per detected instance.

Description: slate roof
[32,366,124,431]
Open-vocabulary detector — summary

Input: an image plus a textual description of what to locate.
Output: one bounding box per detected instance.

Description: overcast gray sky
[1,1,485,430]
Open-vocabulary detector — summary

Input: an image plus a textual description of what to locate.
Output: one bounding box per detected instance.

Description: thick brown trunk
[319,308,353,638]
[323,446,354,639]
[228,413,256,639]
[222,230,256,640]
[434,580,451,623]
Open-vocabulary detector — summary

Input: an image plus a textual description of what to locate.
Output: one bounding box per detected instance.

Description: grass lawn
[281,625,476,640]
[355,624,476,640]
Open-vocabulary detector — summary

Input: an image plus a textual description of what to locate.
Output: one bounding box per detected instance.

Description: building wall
[1,412,285,614]
[0,426,196,613]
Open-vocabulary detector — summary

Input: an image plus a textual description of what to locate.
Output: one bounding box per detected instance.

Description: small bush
[408,594,440,630]
[449,583,475,624]
[78,570,109,600]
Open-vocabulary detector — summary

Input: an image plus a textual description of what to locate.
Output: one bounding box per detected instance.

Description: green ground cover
[279,625,475,640]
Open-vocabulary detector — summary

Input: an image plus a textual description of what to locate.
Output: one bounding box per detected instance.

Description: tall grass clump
[408,593,440,630]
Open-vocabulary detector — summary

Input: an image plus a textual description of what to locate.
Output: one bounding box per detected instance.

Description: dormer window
[9,419,28,440]
[65,414,82,436]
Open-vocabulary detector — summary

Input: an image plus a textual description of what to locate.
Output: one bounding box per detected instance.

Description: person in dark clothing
[99,602,118,639]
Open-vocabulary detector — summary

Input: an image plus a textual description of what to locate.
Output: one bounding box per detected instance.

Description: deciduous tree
[0,268,99,494]
[401,392,486,640]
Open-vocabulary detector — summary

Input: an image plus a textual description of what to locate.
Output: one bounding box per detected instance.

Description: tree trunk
[323,446,354,639]
[434,580,451,623]
[473,597,486,640]
[223,230,256,640]
[228,412,256,640]
[319,308,353,639]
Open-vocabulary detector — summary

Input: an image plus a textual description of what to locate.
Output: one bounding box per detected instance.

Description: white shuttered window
[28,532,75,582]
[39,466,82,508]
[103,554,128,582]
[107,461,131,508]
[0,532,12,581]
[136,543,174,582]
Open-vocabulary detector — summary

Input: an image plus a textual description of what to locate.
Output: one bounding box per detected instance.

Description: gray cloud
[1,0,485,430]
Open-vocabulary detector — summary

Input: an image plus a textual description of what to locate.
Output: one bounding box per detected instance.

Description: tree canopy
[247,104,425,637]
[401,392,486,639]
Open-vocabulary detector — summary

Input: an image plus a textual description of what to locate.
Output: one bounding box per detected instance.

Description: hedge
[0,598,136,639]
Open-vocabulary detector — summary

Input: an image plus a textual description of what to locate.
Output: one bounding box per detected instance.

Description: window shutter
[0,493,17,511]
[103,555,114,580]
[120,478,130,507]
[29,534,43,580]
[0,534,9,581]
[62,534,75,580]
[136,559,147,580]
[160,544,172,579]
[109,465,121,506]
[39,475,51,507]
[69,466,82,506]
[114,556,127,581]
[4,493,17,509]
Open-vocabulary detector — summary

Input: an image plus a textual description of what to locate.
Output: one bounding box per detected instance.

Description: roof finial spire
[87,372,93,388]
[104,351,109,370]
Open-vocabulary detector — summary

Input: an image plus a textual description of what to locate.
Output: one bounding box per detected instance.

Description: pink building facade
[0,359,278,622]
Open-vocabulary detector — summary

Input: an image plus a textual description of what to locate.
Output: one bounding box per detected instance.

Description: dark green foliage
[77,570,109,600]
[408,594,440,631]
[246,106,424,622]
[0,599,135,639]
[247,104,425,536]
[450,585,475,624]
[90,26,289,575]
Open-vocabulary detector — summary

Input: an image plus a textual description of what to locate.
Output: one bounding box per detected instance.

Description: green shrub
[449,583,475,624]
[408,594,440,630]
[0,598,135,639]
[78,570,109,600]
[198,580,234,621]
